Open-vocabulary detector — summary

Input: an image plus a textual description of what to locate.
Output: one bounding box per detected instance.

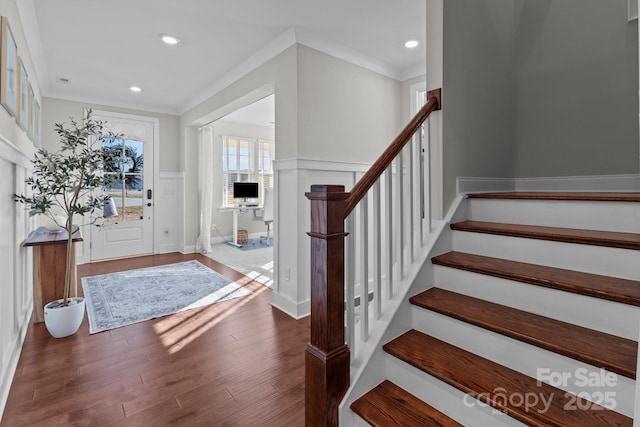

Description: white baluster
[409,135,415,263]
[373,181,381,320]
[345,214,355,359]
[359,194,369,342]
[424,121,432,236]
[397,151,404,279]
[385,166,394,298]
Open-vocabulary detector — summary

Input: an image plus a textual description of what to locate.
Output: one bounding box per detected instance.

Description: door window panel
[103,138,144,221]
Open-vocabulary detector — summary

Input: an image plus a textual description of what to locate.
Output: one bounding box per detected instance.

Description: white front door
[91,111,157,261]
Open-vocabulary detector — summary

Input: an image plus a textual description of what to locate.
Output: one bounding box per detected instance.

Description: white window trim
[221,135,274,207]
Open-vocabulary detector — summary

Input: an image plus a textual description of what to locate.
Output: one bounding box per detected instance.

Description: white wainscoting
[0,135,35,420]
[272,158,371,319]
[157,172,184,254]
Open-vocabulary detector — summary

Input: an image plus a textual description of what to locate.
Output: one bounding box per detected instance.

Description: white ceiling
[23,0,426,116]
[220,94,275,127]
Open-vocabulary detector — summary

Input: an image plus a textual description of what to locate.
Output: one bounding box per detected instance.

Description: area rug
[82,260,251,334]
[233,238,272,252]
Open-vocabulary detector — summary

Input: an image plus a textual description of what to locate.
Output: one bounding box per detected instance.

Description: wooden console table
[22,227,83,323]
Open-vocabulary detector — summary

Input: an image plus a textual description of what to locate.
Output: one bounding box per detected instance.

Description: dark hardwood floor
[1,253,309,426]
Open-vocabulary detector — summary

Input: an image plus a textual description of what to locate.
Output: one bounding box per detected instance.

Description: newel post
[305,185,350,427]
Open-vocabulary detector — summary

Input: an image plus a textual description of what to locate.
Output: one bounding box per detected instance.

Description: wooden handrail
[344,88,441,217]
[305,88,441,426]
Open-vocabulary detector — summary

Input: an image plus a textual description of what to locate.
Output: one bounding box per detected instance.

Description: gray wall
[440,0,639,212]
[296,45,402,162]
[514,0,639,177]
[442,0,518,211]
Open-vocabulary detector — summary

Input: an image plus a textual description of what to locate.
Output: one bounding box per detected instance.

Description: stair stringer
[338,195,468,425]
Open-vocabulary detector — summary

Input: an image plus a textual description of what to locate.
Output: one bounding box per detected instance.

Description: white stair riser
[385,355,527,427]
[411,308,634,417]
[434,266,640,340]
[452,231,640,280]
[346,195,640,425]
[468,199,640,233]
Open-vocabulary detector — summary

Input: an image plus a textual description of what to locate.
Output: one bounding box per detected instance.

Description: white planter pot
[44,297,85,338]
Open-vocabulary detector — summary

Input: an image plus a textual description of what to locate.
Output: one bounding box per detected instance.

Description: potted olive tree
[15,109,118,337]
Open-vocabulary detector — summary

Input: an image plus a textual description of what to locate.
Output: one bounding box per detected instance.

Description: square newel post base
[305,344,350,427]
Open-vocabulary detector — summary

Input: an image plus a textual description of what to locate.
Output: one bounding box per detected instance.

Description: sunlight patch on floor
[243,260,274,287]
[152,281,269,354]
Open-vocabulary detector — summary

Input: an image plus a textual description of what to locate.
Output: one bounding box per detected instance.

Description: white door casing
[90,110,159,261]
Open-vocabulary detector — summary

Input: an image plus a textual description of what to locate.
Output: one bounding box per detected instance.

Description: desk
[218,205,262,247]
[22,227,83,323]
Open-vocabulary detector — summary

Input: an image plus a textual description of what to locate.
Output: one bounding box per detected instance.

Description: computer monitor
[233,182,259,200]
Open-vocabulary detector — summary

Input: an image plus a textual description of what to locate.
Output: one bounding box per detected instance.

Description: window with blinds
[222,136,274,206]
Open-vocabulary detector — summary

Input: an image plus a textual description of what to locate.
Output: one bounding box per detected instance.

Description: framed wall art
[28,83,35,141]
[17,57,28,130]
[34,100,40,147]
[1,16,17,116]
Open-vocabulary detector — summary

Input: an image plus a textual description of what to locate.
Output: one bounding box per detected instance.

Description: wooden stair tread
[351,380,463,427]
[451,220,640,250]
[410,288,637,378]
[383,330,632,426]
[431,251,640,307]
[467,192,640,202]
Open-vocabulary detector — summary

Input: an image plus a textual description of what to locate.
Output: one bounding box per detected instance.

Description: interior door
[91,112,155,261]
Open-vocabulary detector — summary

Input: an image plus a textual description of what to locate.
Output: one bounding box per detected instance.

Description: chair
[260,187,274,245]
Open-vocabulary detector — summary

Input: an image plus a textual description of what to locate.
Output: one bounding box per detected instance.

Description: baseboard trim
[270,291,310,320]
[515,174,640,192]
[159,243,180,254]
[0,307,31,422]
[458,174,640,194]
[181,245,196,254]
[457,177,515,194]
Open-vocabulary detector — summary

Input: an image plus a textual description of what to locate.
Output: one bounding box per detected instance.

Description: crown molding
[179,26,417,115]
[178,28,298,115]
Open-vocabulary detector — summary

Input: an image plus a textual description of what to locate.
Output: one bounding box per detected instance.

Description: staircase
[349,192,640,426]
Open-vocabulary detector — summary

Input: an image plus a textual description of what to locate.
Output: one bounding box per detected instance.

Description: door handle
[147,189,152,199]
[147,203,152,207]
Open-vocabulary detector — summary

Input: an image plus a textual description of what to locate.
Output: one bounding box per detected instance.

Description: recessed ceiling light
[130,86,142,93]
[404,40,420,49]
[161,34,179,45]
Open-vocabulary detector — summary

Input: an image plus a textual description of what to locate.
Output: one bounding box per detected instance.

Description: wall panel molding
[0,133,33,420]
